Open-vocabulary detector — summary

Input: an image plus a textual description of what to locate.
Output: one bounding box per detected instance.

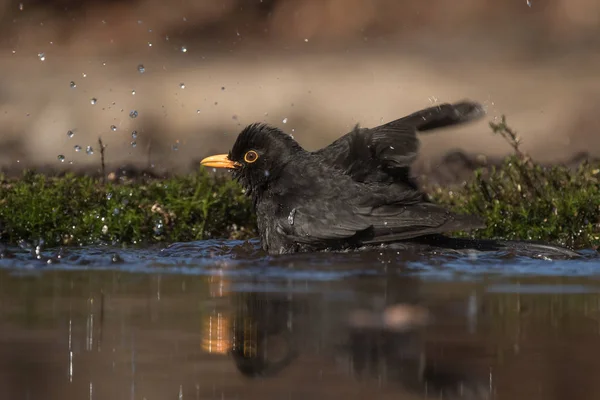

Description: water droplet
[86,146,94,155]
[82,72,87,78]
[19,3,23,11]
[153,221,164,235]
[129,110,138,118]
[106,192,113,200]
[57,154,65,162]
[147,42,152,47]
[181,46,187,53]
[526,0,532,6]
[67,130,74,138]
[196,109,201,114]
[110,125,117,131]
[90,98,97,105]
[288,208,296,225]
[282,117,288,124]
[74,145,82,152]
[112,208,120,215]
[304,38,308,42]
[179,83,185,89]
[101,225,108,234]
[38,52,46,61]
[131,89,136,95]
[172,142,179,151]
[69,81,76,89]
[137,64,145,73]
[131,141,137,148]
[131,130,138,139]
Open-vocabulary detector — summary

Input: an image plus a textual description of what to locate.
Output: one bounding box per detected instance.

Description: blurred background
[0,0,599,178]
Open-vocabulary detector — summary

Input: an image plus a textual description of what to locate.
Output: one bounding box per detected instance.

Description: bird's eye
[244,150,259,163]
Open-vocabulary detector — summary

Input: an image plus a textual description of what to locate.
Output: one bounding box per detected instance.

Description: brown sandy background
[0,0,599,178]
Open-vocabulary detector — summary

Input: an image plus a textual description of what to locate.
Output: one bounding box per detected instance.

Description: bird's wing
[315,101,485,171]
[357,202,486,243]
[276,203,372,245]
[276,197,484,246]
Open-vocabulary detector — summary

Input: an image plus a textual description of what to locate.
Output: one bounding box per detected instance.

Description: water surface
[1,240,599,400]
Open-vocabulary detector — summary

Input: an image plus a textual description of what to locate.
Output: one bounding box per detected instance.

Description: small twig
[98,137,106,184]
[490,116,543,197]
[489,116,532,166]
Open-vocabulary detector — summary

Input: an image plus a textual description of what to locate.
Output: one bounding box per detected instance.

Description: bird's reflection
[229,291,299,377]
[227,276,491,399]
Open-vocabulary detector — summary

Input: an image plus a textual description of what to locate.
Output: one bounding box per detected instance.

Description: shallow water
[1,240,600,400]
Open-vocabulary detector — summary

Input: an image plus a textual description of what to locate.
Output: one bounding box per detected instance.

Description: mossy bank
[0,118,598,250]
[0,170,256,247]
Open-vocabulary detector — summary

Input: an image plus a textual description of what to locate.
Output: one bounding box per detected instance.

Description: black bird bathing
[201,101,579,258]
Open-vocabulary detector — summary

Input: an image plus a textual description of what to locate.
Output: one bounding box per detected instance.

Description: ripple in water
[0,237,597,284]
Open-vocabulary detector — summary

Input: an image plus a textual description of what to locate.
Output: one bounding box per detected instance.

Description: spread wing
[314,101,485,183]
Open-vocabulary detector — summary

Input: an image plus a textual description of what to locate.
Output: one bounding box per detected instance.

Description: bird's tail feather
[398,101,486,132]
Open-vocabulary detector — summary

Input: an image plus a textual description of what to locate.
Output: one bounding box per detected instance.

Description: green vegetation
[0,117,598,249]
[430,117,600,249]
[0,170,256,247]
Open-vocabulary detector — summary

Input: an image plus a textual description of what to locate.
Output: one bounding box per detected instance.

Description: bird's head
[201,123,304,196]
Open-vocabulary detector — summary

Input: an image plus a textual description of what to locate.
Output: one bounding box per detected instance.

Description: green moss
[430,117,600,249]
[0,169,256,247]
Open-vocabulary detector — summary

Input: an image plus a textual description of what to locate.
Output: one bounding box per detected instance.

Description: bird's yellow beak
[200,154,240,169]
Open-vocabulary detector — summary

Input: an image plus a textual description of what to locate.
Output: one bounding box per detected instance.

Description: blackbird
[201,100,494,255]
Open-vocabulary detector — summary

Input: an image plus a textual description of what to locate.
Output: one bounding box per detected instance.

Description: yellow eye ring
[244,150,259,163]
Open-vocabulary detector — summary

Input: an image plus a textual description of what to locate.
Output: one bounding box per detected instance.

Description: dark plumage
[202,100,490,255]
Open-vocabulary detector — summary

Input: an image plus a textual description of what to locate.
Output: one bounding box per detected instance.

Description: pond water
[1,240,599,400]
